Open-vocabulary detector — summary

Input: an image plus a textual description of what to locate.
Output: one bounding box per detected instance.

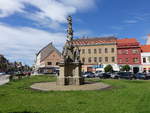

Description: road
[0,75,10,85]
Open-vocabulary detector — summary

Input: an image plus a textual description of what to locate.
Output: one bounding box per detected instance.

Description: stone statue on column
[57,16,84,86]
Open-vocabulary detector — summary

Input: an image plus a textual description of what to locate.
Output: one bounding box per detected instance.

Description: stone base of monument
[57,62,84,86]
[30,81,110,91]
[57,77,84,86]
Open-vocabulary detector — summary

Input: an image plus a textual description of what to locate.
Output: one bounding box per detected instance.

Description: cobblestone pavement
[30,82,110,91]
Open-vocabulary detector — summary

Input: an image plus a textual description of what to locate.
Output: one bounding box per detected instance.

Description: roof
[117,38,137,43]
[141,45,150,52]
[72,37,117,46]
[37,43,61,62]
[117,38,140,47]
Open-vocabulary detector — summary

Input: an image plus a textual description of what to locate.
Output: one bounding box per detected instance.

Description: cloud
[0,23,65,65]
[0,0,97,65]
[74,29,93,37]
[0,0,97,25]
[0,0,24,17]
[123,20,138,24]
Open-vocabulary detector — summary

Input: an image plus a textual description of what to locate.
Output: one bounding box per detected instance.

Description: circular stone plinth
[30,82,110,91]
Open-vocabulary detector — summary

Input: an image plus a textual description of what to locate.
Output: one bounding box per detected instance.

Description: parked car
[0,72,6,75]
[145,73,150,80]
[99,73,111,79]
[110,72,119,79]
[118,72,133,80]
[135,73,146,80]
[82,72,95,78]
[95,71,102,77]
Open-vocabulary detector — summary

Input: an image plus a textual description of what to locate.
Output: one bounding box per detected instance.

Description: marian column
[67,16,73,41]
[57,16,84,86]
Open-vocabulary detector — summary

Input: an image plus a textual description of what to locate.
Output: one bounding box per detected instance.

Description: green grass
[0,76,150,113]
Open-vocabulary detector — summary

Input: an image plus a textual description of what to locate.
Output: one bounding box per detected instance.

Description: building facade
[117,38,142,73]
[73,37,119,72]
[0,54,9,72]
[141,45,150,73]
[34,43,61,74]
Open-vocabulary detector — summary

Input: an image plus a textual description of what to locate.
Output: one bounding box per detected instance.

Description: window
[94,57,97,62]
[82,49,85,54]
[94,49,97,54]
[99,57,102,62]
[105,48,108,53]
[82,58,85,63]
[56,62,59,65]
[99,48,102,54]
[132,49,139,54]
[112,57,115,62]
[105,57,108,62]
[148,57,150,62]
[126,58,129,62]
[88,49,91,54]
[119,58,122,63]
[118,50,122,54]
[88,57,92,63]
[143,58,146,63]
[111,48,115,53]
[47,62,52,65]
[133,58,139,63]
[124,50,128,54]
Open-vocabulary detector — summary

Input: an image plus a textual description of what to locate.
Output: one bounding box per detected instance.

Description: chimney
[146,34,150,45]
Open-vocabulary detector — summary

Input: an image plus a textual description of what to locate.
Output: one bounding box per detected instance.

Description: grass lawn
[0,76,150,113]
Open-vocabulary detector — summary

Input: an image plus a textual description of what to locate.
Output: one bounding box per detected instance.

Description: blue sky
[0,0,150,65]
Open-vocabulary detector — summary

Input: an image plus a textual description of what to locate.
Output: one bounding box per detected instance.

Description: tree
[121,65,131,72]
[104,65,113,73]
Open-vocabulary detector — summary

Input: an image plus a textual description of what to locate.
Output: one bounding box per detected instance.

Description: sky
[0,0,150,65]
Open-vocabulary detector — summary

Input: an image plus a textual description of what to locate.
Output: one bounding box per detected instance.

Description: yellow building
[73,37,118,72]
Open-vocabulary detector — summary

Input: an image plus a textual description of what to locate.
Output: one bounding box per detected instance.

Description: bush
[104,65,113,73]
[121,65,131,72]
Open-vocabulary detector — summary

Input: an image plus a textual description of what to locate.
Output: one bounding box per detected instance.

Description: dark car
[135,73,146,80]
[99,73,111,79]
[118,72,133,80]
[82,72,95,78]
[145,73,150,80]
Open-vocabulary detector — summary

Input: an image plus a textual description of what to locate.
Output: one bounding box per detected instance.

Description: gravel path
[30,82,110,91]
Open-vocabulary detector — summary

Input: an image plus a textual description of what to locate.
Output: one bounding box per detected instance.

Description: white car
[0,72,6,75]
[82,72,95,78]
[95,71,103,77]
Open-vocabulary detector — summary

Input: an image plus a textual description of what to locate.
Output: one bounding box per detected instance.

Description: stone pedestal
[57,62,84,85]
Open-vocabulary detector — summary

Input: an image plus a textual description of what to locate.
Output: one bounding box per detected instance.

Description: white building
[146,34,150,45]
[141,45,150,73]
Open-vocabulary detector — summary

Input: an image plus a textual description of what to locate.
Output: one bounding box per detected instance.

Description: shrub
[104,65,113,73]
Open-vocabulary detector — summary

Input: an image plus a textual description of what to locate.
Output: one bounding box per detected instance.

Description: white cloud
[0,23,65,65]
[0,0,24,17]
[123,20,138,24]
[0,0,97,23]
[0,0,97,65]
[74,29,93,37]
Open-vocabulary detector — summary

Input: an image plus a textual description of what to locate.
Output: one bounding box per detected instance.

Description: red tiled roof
[72,37,117,45]
[117,38,137,43]
[117,38,140,47]
[141,45,150,52]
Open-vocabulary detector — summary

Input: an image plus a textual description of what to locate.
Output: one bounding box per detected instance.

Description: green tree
[121,65,131,72]
[104,65,113,73]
